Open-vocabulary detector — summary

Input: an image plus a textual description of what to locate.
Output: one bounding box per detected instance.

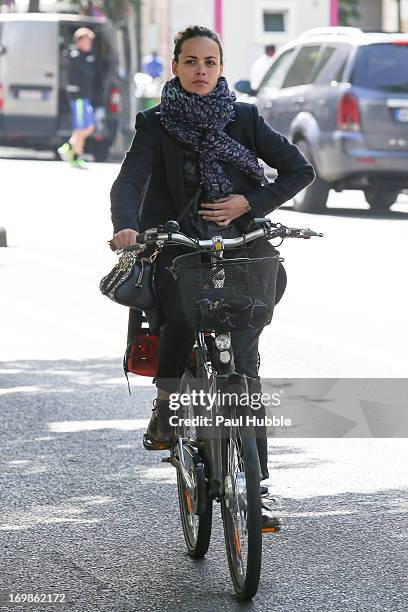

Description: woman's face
[172,36,223,96]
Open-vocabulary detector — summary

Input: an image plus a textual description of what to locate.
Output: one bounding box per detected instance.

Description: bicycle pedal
[262,525,281,534]
[143,433,173,451]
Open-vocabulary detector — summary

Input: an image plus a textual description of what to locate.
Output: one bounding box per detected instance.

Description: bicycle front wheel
[176,368,212,558]
[221,403,262,600]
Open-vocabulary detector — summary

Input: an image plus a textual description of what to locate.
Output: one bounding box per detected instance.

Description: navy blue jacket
[110,102,315,234]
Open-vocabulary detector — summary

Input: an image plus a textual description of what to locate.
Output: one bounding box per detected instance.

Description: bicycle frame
[168,235,252,500]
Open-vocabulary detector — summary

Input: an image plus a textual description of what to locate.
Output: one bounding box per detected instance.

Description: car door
[272,45,322,135]
[1,19,58,132]
[256,48,296,133]
[311,44,351,133]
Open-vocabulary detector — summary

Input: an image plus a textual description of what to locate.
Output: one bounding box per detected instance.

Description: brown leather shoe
[144,399,176,450]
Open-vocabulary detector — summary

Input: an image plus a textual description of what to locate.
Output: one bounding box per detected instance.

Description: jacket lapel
[156,114,186,214]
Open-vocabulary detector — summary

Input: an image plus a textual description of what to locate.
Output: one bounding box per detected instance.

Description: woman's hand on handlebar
[109,228,139,251]
[199,194,250,227]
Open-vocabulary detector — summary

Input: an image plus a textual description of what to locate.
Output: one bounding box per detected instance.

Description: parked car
[0,13,135,161]
[235,27,408,212]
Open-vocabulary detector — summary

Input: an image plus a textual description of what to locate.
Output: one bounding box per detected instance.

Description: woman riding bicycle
[110,26,315,526]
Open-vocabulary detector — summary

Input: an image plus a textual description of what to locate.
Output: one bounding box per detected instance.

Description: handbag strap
[175,185,202,225]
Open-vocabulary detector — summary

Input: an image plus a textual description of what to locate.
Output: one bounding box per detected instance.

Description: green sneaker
[57,142,74,163]
[70,157,88,170]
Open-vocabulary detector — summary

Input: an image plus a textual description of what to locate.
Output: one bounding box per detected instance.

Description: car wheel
[364,189,399,211]
[293,140,329,213]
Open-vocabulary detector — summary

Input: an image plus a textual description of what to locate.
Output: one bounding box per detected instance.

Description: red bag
[125,333,159,377]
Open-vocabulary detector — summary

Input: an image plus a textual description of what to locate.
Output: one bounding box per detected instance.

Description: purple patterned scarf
[160,76,266,200]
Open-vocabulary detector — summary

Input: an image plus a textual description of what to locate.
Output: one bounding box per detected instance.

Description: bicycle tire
[221,402,262,600]
[176,368,212,558]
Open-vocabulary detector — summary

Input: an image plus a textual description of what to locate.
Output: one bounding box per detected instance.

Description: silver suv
[236,27,408,212]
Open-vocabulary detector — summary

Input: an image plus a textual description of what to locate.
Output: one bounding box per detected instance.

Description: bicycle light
[219,350,231,363]
[215,334,231,351]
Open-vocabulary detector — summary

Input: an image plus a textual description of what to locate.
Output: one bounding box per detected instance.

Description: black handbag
[100,186,202,310]
[99,247,160,310]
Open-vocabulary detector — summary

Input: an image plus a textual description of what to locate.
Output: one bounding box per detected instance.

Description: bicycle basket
[172,252,280,331]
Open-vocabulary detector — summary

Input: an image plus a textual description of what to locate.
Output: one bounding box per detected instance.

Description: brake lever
[122,243,146,253]
[301,228,324,238]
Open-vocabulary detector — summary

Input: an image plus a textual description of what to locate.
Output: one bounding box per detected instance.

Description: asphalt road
[1,156,408,611]
[1,365,407,612]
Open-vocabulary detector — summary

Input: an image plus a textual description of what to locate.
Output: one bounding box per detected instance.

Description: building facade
[142,0,333,85]
[383,0,408,31]
[222,0,331,84]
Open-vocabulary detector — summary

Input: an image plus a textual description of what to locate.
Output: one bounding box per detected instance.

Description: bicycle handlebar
[118,219,323,253]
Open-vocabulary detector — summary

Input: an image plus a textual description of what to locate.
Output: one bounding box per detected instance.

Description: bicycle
[124,218,323,600]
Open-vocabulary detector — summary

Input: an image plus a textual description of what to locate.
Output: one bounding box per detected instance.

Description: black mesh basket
[172,252,280,331]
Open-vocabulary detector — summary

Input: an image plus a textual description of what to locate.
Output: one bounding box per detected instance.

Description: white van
[0,13,135,161]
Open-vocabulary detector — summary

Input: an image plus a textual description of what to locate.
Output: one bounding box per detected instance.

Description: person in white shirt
[250,44,276,91]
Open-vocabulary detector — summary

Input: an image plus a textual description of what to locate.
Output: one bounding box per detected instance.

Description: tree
[339,0,361,26]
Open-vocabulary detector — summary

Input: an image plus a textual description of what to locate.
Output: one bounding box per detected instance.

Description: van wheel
[293,140,329,213]
[92,141,110,163]
[364,189,399,211]
[0,227,7,248]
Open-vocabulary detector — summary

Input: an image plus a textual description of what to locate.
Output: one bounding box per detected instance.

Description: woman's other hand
[199,194,250,226]
[109,228,139,250]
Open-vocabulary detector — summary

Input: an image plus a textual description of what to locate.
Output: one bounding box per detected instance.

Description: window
[314,47,336,80]
[282,46,321,88]
[260,49,295,90]
[351,43,408,92]
[313,46,350,85]
[335,57,348,83]
[263,12,285,32]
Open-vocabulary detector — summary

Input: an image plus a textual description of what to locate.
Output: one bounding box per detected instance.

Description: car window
[259,48,295,90]
[351,43,408,92]
[282,45,321,88]
[314,46,336,80]
[313,46,351,84]
[334,57,348,82]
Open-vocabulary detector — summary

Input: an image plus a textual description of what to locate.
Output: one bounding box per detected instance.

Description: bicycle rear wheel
[176,368,212,558]
[221,403,262,600]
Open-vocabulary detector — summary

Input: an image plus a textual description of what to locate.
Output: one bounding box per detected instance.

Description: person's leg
[231,326,269,480]
[231,326,281,530]
[78,99,96,156]
[71,125,95,156]
[69,128,85,156]
[66,99,85,156]
[66,99,95,160]
[146,251,195,445]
